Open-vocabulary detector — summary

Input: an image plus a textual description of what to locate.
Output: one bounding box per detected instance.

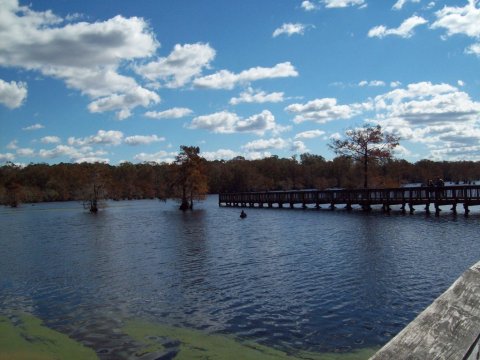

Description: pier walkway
[219,185,480,215]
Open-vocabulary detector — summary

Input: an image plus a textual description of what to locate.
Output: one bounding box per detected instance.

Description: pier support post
[435,203,441,216]
[362,204,372,212]
[268,203,272,208]
[450,202,456,214]
[424,203,430,214]
[409,203,415,214]
[401,202,406,214]
[345,203,352,211]
[315,203,320,210]
[464,203,470,216]
[329,202,336,210]
[278,202,283,209]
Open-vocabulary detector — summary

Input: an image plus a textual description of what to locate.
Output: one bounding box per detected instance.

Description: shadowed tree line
[2,155,480,207]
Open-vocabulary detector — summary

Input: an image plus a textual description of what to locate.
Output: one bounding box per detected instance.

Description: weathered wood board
[370,261,480,360]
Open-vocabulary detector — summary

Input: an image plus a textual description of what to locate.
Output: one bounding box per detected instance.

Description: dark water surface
[1,197,479,355]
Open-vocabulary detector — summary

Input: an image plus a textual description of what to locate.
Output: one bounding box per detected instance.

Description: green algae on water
[123,320,378,360]
[0,314,98,360]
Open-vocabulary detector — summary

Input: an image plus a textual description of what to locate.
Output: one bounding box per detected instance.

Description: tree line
[2,153,480,207]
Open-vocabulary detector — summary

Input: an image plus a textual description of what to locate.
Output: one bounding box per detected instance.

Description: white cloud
[189,110,289,135]
[466,43,480,55]
[41,136,61,144]
[273,23,309,37]
[431,0,480,38]
[241,137,307,153]
[68,130,124,146]
[229,87,285,105]
[135,43,216,88]
[368,15,428,38]
[0,79,27,109]
[285,98,370,124]
[322,0,365,8]
[291,140,308,153]
[0,1,160,118]
[359,80,386,87]
[6,140,18,150]
[144,107,193,119]
[242,138,290,152]
[124,134,165,146]
[202,149,240,161]
[0,152,15,162]
[301,1,317,11]
[22,123,44,131]
[392,0,420,11]
[16,148,35,157]
[373,81,480,159]
[38,145,108,163]
[390,81,402,88]
[87,86,160,120]
[294,129,326,139]
[193,62,298,90]
[133,150,177,163]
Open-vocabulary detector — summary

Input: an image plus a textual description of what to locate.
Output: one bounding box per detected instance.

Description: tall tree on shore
[329,124,400,188]
[173,146,208,211]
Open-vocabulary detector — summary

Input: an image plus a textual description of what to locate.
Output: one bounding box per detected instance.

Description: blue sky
[1,0,480,164]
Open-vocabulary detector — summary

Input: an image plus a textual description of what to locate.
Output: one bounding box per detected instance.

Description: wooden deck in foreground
[219,185,480,214]
[370,260,480,359]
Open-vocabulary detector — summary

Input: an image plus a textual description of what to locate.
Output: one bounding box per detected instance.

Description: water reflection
[0,198,479,355]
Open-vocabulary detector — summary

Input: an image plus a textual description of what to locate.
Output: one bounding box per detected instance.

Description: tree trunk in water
[364,154,368,189]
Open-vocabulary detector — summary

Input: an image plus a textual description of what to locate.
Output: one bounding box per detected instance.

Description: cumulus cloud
[321,0,365,8]
[0,79,27,109]
[0,152,15,162]
[68,130,124,146]
[16,148,35,157]
[273,23,310,37]
[144,107,193,119]
[193,62,298,90]
[189,110,287,135]
[229,87,285,105]
[392,0,420,11]
[359,80,386,87]
[242,137,307,153]
[189,110,289,135]
[22,123,44,131]
[38,145,108,163]
[124,134,165,146]
[242,138,290,152]
[431,0,480,56]
[368,15,428,38]
[285,98,370,124]
[301,1,317,11]
[202,149,241,161]
[135,43,216,88]
[294,129,326,139]
[431,0,480,38]
[41,136,61,144]
[0,1,159,118]
[133,150,177,163]
[373,81,480,160]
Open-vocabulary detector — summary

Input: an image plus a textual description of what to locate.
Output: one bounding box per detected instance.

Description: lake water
[1,196,479,357]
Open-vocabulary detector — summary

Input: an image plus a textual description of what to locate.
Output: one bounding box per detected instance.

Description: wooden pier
[219,185,480,215]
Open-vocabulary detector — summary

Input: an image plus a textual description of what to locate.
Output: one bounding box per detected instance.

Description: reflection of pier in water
[219,185,480,215]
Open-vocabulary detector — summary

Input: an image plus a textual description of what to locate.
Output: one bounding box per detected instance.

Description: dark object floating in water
[240,211,247,219]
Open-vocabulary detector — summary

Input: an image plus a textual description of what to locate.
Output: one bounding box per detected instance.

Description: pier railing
[219,185,480,214]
